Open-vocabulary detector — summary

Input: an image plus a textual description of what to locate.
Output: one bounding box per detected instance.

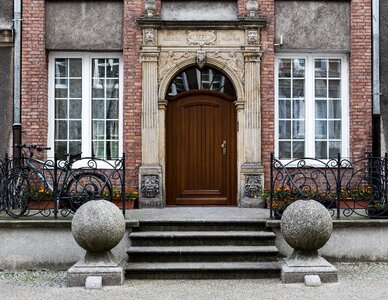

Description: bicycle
[4,144,112,217]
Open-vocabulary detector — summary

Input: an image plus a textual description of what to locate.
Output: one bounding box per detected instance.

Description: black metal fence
[0,152,130,218]
[270,153,388,219]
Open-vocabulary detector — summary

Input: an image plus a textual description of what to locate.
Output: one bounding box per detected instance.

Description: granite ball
[72,200,125,252]
[281,199,333,251]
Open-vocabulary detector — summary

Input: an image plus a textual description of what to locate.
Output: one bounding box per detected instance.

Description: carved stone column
[139,35,164,208]
[240,46,264,208]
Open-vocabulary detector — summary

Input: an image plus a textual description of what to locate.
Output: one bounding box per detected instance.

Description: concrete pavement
[0,262,387,300]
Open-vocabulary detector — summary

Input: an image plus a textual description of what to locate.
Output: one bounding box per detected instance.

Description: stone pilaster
[139,46,164,208]
[240,48,264,207]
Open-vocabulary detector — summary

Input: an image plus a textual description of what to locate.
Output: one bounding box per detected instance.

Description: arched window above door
[167,67,236,98]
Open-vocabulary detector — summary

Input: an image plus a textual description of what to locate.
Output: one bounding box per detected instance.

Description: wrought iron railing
[270,153,388,219]
[0,152,132,218]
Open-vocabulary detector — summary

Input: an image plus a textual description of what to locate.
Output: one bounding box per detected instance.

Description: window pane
[279,141,291,160]
[92,100,105,119]
[106,121,118,139]
[292,100,305,119]
[92,79,104,98]
[278,59,291,78]
[329,142,341,158]
[329,80,341,98]
[69,59,82,77]
[315,79,327,98]
[93,59,106,78]
[55,100,67,119]
[329,121,341,139]
[279,120,291,139]
[329,59,341,78]
[293,141,305,158]
[92,141,104,158]
[315,100,327,119]
[106,79,119,99]
[55,141,67,158]
[69,120,82,140]
[55,59,67,77]
[69,79,82,98]
[292,121,305,139]
[315,141,327,159]
[328,100,341,119]
[106,100,118,119]
[293,59,305,78]
[106,59,119,78]
[293,80,304,98]
[92,121,105,139]
[279,100,291,118]
[315,59,327,78]
[315,121,327,139]
[55,79,68,98]
[55,120,67,139]
[69,141,82,154]
[279,79,291,98]
[69,100,82,119]
[106,141,119,159]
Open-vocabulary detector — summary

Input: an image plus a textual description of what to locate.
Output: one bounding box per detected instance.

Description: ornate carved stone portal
[137,17,266,208]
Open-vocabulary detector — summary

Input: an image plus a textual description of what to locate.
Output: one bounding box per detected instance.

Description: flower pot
[111,198,137,209]
[28,199,55,209]
[340,199,370,209]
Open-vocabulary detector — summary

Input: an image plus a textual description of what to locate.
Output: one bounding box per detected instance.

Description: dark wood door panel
[166,92,236,206]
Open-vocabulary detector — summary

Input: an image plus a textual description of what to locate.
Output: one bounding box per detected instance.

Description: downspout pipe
[13,0,22,159]
[372,0,381,157]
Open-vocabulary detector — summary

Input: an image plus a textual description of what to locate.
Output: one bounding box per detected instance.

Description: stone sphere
[281,199,333,251]
[72,200,126,252]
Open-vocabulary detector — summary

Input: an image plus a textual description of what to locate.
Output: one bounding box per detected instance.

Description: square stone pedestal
[281,255,338,283]
[67,252,126,287]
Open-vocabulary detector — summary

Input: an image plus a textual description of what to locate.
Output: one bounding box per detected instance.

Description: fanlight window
[167,67,236,97]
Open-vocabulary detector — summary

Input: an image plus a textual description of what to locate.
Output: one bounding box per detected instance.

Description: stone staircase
[125,220,280,279]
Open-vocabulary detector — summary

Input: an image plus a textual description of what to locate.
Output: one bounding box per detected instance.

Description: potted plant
[270,186,296,219]
[107,187,139,209]
[28,185,55,209]
[340,186,372,209]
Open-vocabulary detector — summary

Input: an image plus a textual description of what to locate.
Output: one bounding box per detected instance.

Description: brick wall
[21,0,48,156]
[123,0,143,187]
[349,0,373,157]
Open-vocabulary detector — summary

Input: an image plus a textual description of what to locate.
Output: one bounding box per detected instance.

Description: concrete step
[130,231,276,246]
[136,220,268,232]
[125,262,281,279]
[127,245,279,262]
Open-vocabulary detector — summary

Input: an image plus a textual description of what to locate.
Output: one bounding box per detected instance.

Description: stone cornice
[136,17,267,30]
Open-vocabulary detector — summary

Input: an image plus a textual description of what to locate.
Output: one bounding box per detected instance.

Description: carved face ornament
[196,51,206,69]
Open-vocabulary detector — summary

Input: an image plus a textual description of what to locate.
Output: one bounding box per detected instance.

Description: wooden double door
[166,91,237,206]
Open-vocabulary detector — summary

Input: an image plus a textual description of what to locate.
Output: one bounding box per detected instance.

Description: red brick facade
[20,0,373,190]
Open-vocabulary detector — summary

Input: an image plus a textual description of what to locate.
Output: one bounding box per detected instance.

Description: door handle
[221,140,227,155]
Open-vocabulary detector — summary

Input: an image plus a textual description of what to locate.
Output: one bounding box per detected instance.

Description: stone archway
[137,24,265,208]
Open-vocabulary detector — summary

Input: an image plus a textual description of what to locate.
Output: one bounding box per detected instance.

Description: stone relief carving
[141,175,160,198]
[209,51,245,82]
[144,29,157,45]
[187,30,216,46]
[244,176,262,198]
[158,51,193,79]
[196,51,206,69]
[247,30,259,45]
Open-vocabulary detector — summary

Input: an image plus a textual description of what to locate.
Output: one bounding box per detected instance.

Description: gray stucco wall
[0,0,13,29]
[275,1,350,51]
[45,1,123,50]
[0,48,13,158]
[161,0,238,21]
[380,1,388,154]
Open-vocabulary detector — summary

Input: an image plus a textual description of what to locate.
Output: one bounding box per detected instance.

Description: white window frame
[274,53,349,163]
[48,52,123,165]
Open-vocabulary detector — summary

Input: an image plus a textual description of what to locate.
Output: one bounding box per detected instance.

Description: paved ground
[0,262,387,300]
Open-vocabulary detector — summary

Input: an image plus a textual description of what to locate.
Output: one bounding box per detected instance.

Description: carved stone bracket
[244,175,262,198]
[143,28,157,45]
[141,175,160,198]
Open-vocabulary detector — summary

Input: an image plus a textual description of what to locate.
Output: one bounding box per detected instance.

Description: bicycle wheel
[4,169,30,217]
[63,172,112,212]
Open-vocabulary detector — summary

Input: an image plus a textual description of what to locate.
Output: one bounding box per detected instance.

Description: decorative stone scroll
[141,175,160,198]
[244,175,262,198]
[187,30,216,46]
